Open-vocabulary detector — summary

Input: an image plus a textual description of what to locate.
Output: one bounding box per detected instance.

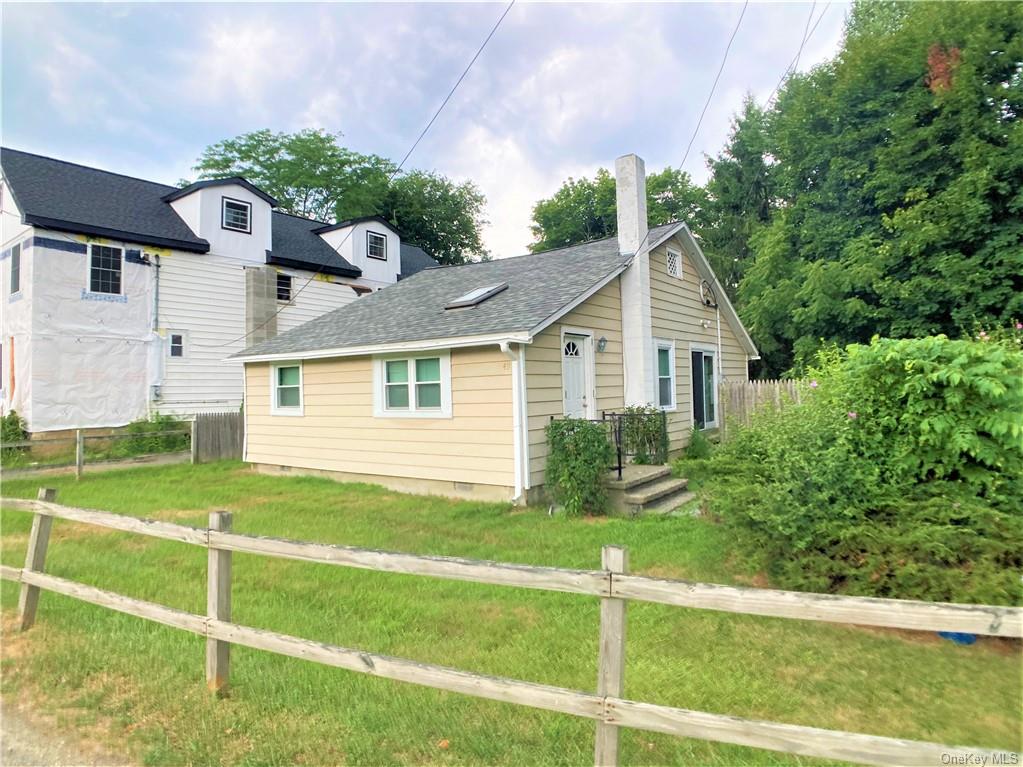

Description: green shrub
[683,425,713,460]
[545,418,614,517]
[1,410,28,461]
[619,405,668,464]
[691,334,1023,605]
[89,414,190,460]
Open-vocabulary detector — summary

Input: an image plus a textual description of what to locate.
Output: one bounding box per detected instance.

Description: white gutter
[499,341,529,503]
[233,331,532,364]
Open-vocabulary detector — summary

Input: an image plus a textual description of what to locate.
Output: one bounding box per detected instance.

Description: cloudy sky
[2,2,849,258]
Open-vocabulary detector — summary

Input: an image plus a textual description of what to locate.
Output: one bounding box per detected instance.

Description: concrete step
[624,476,689,508]
[644,490,698,516]
[603,464,672,491]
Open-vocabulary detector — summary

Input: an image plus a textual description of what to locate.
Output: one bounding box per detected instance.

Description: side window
[271,364,303,415]
[276,273,292,303]
[666,249,682,279]
[655,340,676,410]
[10,243,21,294]
[89,244,123,294]
[169,333,184,358]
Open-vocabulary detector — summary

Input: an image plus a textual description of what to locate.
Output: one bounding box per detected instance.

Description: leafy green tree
[192,129,488,264]
[702,97,775,300]
[528,167,709,253]
[737,1,1023,375]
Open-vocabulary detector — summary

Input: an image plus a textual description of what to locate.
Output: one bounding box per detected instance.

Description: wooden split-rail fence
[2,489,1020,767]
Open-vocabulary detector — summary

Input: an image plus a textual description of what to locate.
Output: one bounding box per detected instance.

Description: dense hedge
[681,333,1022,605]
[545,418,614,517]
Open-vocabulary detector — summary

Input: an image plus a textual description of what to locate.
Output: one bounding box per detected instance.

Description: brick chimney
[616,154,655,406]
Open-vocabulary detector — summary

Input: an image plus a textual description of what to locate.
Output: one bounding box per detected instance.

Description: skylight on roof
[445,282,508,310]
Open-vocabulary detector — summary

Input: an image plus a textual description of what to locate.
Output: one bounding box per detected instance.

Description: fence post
[206,510,233,695]
[190,418,198,465]
[594,545,628,767]
[75,430,84,479]
[18,488,58,631]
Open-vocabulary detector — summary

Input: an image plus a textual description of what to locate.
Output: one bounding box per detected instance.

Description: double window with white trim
[374,352,451,417]
[654,339,676,411]
[271,363,303,415]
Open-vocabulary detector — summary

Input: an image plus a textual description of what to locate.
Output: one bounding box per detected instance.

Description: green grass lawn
[1,462,1020,766]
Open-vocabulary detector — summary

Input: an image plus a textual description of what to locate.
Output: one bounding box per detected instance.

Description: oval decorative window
[563,340,580,357]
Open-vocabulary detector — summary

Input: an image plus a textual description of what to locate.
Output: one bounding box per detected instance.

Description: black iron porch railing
[549,410,669,480]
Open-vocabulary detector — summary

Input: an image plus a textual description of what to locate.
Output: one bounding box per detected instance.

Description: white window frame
[168,331,186,359]
[689,342,719,430]
[86,243,124,295]
[373,350,451,418]
[653,337,677,412]
[666,247,682,279]
[367,230,388,261]
[270,362,304,416]
[222,197,252,234]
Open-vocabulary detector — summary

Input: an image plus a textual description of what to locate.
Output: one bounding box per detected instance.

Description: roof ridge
[1,146,181,192]
[272,209,331,226]
[421,233,623,272]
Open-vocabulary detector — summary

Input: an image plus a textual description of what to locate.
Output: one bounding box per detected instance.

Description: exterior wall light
[596,336,608,353]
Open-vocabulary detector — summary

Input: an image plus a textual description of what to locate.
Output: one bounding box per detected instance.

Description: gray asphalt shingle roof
[233,222,680,359]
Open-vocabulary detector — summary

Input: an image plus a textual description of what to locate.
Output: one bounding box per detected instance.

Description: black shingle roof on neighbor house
[0,147,430,278]
[232,221,680,359]
[267,212,360,277]
[1,147,210,252]
[399,243,439,279]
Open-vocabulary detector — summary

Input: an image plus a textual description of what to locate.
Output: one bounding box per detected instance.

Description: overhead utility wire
[211,0,516,349]
[680,0,750,171]
[766,2,828,105]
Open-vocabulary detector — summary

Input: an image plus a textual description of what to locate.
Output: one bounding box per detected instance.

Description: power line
[766,2,828,105]
[680,0,750,171]
[211,0,516,349]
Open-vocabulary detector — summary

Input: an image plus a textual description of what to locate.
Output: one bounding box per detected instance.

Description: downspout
[500,341,526,503]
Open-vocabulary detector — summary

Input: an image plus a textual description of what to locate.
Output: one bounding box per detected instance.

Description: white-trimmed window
[89,244,123,294]
[10,242,21,294]
[168,332,185,358]
[222,197,251,233]
[666,248,682,279]
[271,363,303,415]
[374,352,451,418]
[654,339,676,411]
[367,231,387,260]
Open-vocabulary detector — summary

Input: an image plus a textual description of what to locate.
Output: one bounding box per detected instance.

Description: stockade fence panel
[191,411,244,464]
[720,379,803,435]
[2,490,1020,767]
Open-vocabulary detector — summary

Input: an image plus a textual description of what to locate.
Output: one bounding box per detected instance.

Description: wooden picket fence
[719,379,803,434]
[191,411,244,464]
[2,489,1020,767]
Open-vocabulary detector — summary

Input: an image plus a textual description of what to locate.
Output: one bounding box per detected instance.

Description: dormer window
[367,231,387,260]
[222,197,251,233]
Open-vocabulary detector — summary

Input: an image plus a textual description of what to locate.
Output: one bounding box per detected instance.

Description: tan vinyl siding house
[246,347,517,499]
[234,153,759,504]
[648,242,750,448]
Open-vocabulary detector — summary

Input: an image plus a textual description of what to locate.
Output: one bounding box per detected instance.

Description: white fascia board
[527,261,632,338]
[657,224,761,360]
[233,331,533,364]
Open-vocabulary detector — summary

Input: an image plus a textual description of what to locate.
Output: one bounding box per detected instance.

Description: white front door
[562,333,589,418]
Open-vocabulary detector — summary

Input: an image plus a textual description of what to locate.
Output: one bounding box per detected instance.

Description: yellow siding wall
[649,242,749,449]
[525,278,625,487]
[245,346,516,489]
